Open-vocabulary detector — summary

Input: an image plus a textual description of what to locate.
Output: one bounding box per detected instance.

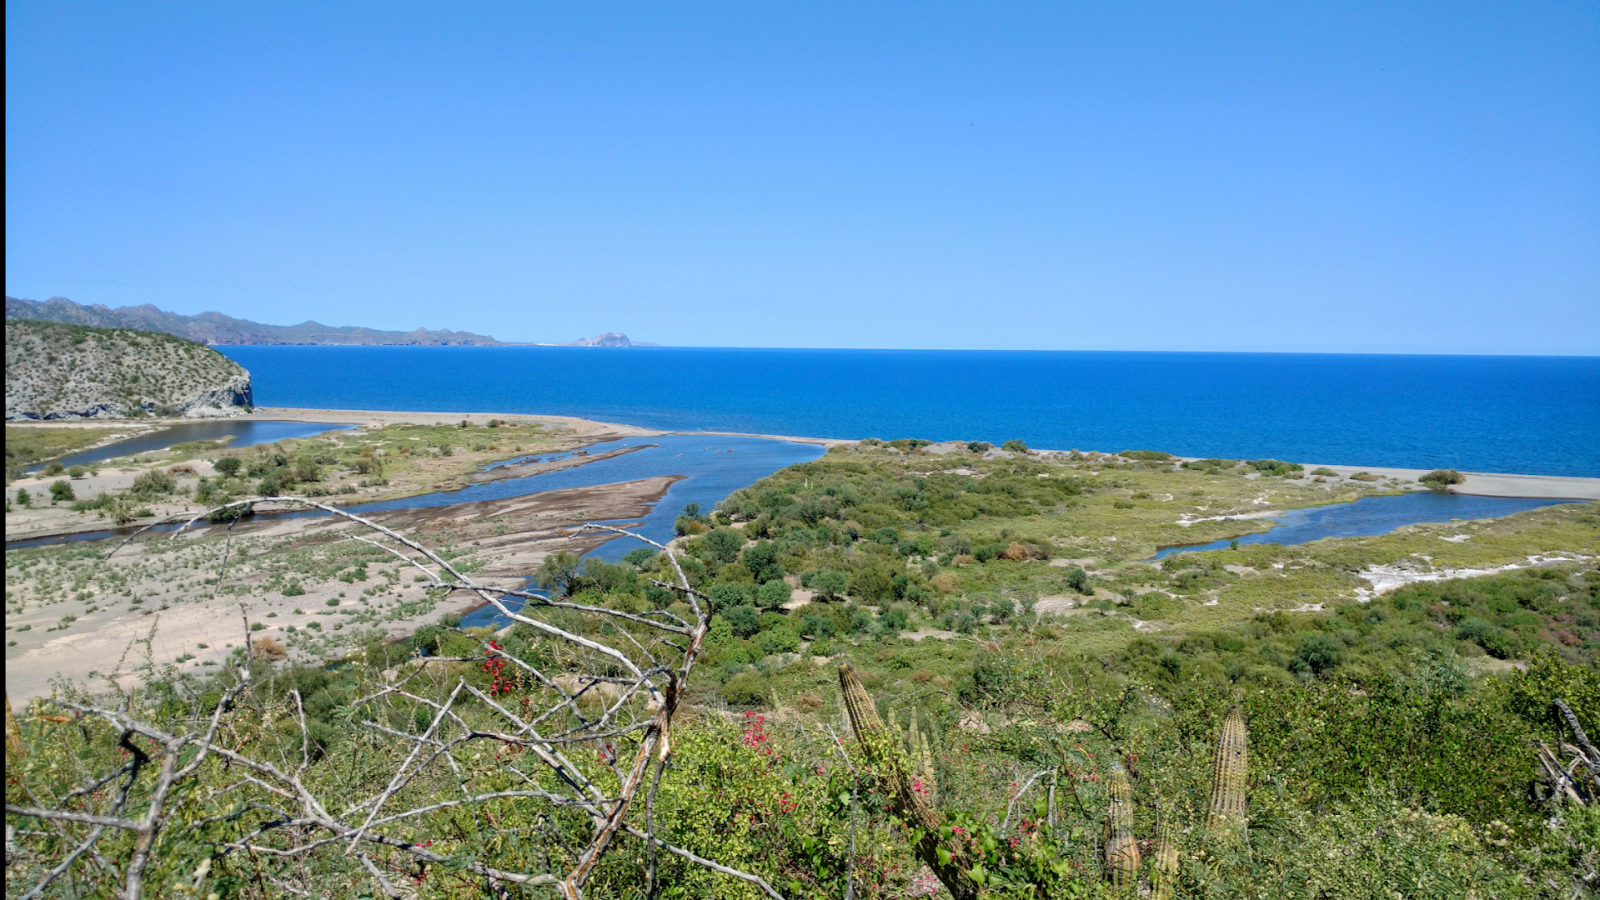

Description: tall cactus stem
[1104,760,1140,887]
[1205,706,1249,844]
[1151,805,1179,900]
[839,664,978,900]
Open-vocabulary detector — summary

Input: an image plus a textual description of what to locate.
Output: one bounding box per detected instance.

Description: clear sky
[6,2,1598,353]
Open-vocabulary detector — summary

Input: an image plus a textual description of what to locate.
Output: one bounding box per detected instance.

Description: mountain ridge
[5,295,504,346]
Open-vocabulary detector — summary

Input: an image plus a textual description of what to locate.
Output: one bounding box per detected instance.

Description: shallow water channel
[1150,491,1579,560]
[30,420,355,473]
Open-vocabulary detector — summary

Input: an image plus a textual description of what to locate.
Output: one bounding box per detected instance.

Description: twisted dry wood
[7,499,778,900]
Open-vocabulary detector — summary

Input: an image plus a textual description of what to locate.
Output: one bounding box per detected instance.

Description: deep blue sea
[220,347,1600,477]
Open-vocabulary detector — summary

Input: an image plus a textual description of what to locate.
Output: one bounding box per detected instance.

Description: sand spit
[1286,463,1600,501]
[254,406,657,438]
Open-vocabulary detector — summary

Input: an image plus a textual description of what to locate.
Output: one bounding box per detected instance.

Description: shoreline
[15,406,1599,501]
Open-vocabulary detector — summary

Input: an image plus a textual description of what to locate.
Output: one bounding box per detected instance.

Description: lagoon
[1152,492,1578,560]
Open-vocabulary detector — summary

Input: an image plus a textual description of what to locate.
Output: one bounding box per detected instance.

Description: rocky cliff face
[5,320,253,420]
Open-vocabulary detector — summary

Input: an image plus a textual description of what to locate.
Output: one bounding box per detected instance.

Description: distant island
[6,295,503,346]
[547,333,659,347]
[6,295,658,348]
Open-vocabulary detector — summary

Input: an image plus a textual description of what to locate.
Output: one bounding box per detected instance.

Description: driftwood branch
[7,499,779,900]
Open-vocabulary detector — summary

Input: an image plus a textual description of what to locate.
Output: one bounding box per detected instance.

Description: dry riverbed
[4,475,680,704]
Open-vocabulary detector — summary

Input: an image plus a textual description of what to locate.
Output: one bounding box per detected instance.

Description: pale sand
[1289,463,1600,501]
[5,476,679,704]
[253,406,659,438]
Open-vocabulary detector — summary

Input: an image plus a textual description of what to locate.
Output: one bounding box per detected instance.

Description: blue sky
[6,2,1597,353]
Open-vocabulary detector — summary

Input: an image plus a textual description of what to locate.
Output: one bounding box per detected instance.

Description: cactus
[1151,805,1179,900]
[906,708,938,800]
[1104,760,1140,887]
[839,664,978,900]
[1205,706,1249,843]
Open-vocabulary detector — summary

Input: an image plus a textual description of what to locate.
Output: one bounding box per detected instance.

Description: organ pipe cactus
[839,664,978,900]
[1151,806,1179,900]
[906,708,938,800]
[1103,760,1140,887]
[1205,705,1249,843]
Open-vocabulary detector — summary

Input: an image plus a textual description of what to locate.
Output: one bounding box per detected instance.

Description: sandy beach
[1271,461,1600,501]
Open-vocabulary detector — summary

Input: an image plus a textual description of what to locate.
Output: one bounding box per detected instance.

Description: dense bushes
[1421,468,1466,489]
[1250,458,1304,477]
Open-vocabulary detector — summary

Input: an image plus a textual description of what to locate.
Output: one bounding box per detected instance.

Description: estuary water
[219,346,1600,477]
[1151,492,1578,560]
[35,420,354,472]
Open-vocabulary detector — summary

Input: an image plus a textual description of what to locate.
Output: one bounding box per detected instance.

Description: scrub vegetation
[6,441,1598,898]
[4,425,128,482]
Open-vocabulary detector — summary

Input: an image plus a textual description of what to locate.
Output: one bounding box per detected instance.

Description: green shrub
[131,469,177,495]
[67,465,88,478]
[1420,468,1465,489]
[807,570,849,600]
[721,605,761,638]
[742,541,783,582]
[1001,439,1029,453]
[48,480,74,503]
[1294,633,1343,674]
[1454,617,1520,658]
[43,462,65,476]
[1065,567,1091,594]
[1251,459,1304,477]
[757,627,801,656]
[1119,449,1172,461]
[702,528,744,564]
[756,580,792,609]
[720,671,769,706]
[622,546,657,568]
[709,583,752,610]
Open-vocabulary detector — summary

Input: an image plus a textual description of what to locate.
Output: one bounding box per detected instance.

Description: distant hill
[5,296,504,346]
[6,320,252,420]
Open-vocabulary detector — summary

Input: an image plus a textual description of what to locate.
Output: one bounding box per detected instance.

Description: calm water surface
[35,420,353,472]
[219,346,1600,477]
[1152,492,1578,560]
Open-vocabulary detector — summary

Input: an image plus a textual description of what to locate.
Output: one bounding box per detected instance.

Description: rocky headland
[5,319,253,420]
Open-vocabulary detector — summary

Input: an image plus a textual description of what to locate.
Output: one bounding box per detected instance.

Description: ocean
[219,347,1600,477]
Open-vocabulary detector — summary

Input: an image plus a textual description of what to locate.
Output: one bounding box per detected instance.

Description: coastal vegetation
[5,439,1598,898]
[5,425,126,482]
[1421,468,1467,490]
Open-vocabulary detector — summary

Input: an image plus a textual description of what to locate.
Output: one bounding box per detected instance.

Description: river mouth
[1151,492,1582,560]
[8,434,825,556]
